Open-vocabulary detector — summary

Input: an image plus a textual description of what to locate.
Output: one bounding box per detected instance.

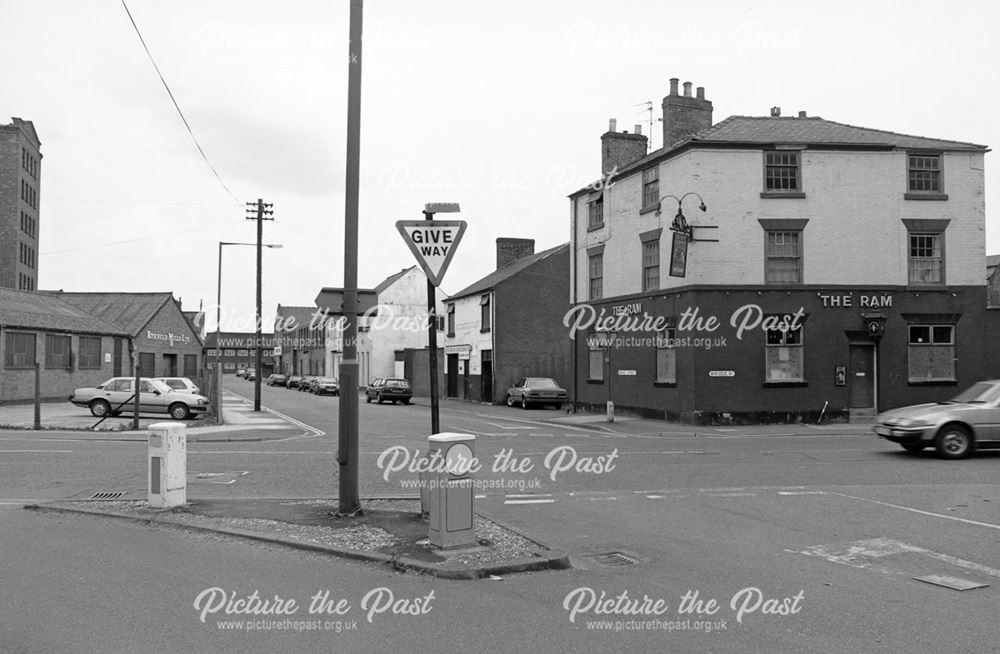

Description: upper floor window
[909,233,944,285]
[480,294,491,332]
[587,194,604,230]
[765,230,802,284]
[641,167,659,210]
[446,303,455,337]
[763,151,802,196]
[907,153,942,193]
[641,235,660,292]
[588,252,603,300]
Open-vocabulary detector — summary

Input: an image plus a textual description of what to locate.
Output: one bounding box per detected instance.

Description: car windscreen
[950,382,1000,404]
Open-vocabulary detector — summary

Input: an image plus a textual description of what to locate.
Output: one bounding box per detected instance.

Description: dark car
[873,380,1000,458]
[311,377,340,396]
[287,375,303,389]
[505,377,568,409]
[298,375,317,391]
[365,378,412,405]
[266,373,288,387]
[245,368,257,381]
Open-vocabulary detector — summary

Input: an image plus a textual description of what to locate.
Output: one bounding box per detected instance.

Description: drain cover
[586,551,639,567]
[914,575,988,591]
[90,491,125,500]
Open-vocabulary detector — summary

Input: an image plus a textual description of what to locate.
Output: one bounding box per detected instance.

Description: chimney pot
[608,118,617,132]
[634,124,642,135]
[770,106,781,117]
[661,80,713,149]
[798,110,807,118]
[669,78,679,95]
[683,81,692,97]
[696,86,705,100]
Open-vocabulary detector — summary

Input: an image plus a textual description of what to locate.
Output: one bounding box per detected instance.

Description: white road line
[0,449,72,453]
[699,487,746,492]
[778,491,827,496]
[484,422,537,430]
[504,498,556,505]
[588,497,618,501]
[825,491,1000,532]
[506,493,553,498]
[0,500,40,504]
[705,492,757,498]
[798,537,1000,580]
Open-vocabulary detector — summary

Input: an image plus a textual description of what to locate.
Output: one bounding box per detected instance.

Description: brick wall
[0,328,123,403]
[0,123,41,290]
[133,299,204,378]
[601,130,647,176]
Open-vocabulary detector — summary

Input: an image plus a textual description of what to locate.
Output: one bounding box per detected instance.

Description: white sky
[6,0,997,331]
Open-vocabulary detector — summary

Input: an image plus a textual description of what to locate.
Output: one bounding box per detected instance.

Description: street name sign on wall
[396,220,467,287]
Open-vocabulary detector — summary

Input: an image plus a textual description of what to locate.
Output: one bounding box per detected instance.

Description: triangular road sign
[396,220,467,287]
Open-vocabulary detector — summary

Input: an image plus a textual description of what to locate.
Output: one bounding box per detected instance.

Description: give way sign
[395,220,467,287]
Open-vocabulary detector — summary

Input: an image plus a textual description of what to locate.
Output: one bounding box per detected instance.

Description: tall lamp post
[216,241,282,417]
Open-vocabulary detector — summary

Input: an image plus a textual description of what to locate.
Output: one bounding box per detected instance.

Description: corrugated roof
[48,292,173,335]
[694,116,987,151]
[0,288,128,335]
[448,243,569,301]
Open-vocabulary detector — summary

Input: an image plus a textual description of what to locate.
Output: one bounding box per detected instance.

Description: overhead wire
[120,0,242,205]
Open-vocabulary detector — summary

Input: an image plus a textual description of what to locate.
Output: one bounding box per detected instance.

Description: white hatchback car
[154,377,200,394]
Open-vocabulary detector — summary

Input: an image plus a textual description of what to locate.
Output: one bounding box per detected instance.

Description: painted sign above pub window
[818,293,893,308]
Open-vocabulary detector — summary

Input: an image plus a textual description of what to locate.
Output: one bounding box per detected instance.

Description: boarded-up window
[908,325,955,381]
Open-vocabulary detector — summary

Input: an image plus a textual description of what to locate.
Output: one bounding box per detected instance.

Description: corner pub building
[568,79,995,423]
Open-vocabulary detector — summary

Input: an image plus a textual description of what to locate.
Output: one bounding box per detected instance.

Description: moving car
[266,373,288,387]
[68,377,209,420]
[505,377,568,409]
[154,377,200,394]
[873,380,1000,458]
[311,377,340,396]
[365,378,412,405]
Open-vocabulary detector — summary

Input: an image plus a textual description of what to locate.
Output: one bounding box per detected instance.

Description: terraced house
[569,78,992,423]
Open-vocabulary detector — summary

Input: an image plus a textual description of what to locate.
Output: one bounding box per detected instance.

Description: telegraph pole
[246,198,273,412]
[338,0,363,516]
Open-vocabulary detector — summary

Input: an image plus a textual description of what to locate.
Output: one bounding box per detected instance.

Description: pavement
[0,390,315,441]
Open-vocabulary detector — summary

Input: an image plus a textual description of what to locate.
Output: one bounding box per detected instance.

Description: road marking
[588,497,618,501]
[797,537,1000,580]
[705,492,757,497]
[0,449,72,453]
[484,421,537,430]
[0,500,40,505]
[777,491,827,496]
[824,491,1000,532]
[504,498,556,505]
[505,493,555,505]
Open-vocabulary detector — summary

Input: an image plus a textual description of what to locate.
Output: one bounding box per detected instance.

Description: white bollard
[148,422,187,508]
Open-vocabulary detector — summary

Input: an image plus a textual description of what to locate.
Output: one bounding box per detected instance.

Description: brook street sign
[396,220,467,287]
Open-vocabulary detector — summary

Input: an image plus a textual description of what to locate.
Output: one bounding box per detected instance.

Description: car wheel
[402,399,410,405]
[506,394,516,407]
[90,399,111,418]
[935,424,973,459]
[169,403,191,421]
[900,443,925,454]
[521,397,529,410]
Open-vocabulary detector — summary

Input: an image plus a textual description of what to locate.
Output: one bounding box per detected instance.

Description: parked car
[873,380,1000,458]
[245,368,257,381]
[365,378,412,405]
[235,368,246,378]
[298,375,317,391]
[287,375,303,389]
[266,373,288,387]
[68,377,209,420]
[311,377,340,396]
[505,377,568,409]
[153,377,200,394]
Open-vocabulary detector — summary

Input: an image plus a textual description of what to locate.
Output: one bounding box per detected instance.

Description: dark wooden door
[848,344,874,408]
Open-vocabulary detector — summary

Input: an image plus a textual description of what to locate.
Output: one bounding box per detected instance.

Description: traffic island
[23,498,570,579]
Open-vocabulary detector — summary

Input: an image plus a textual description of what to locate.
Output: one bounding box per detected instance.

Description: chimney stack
[496,238,535,269]
[601,118,648,175]
[661,78,713,149]
[798,110,807,118]
[770,106,781,117]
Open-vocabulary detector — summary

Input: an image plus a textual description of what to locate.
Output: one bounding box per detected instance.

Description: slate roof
[694,116,987,151]
[448,243,569,301]
[52,292,174,336]
[375,266,415,295]
[573,114,988,197]
[0,288,127,335]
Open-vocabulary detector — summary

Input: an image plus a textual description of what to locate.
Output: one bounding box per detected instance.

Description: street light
[423,202,461,435]
[215,241,282,419]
